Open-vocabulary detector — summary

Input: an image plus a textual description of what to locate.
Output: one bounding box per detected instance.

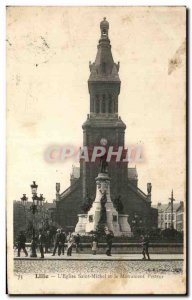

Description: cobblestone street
[14,257,183,277]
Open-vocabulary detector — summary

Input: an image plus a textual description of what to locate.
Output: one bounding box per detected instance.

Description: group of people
[91,229,114,256]
[52,229,81,257]
[16,229,81,258]
[16,229,150,260]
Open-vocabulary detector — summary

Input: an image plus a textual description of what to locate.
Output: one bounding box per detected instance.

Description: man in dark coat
[141,234,150,260]
[59,229,66,255]
[52,229,61,256]
[38,229,45,258]
[105,229,114,256]
[74,234,81,253]
[44,230,52,253]
[17,231,28,257]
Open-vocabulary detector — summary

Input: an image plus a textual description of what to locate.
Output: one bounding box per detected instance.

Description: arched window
[102,95,106,113]
[102,29,107,36]
[102,62,106,74]
[108,94,113,113]
[96,95,100,113]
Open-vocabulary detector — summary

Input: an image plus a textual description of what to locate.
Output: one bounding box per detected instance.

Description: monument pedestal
[75,214,87,233]
[119,214,132,237]
[75,172,132,237]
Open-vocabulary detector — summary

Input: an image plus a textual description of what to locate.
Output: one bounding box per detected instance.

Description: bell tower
[81,18,128,200]
[88,17,121,117]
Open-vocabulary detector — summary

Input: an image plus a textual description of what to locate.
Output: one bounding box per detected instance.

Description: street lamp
[21,194,28,205]
[38,194,45,229]
[30,181,38,195]
[19,182,46,258]
[29,182,45,257]
[20,194,28,229]
[30,194,39,257]
[39,194,44,207]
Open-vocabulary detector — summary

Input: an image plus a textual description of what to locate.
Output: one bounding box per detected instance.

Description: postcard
[7,6,187,295]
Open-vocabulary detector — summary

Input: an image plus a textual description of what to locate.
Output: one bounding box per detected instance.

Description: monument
[75,158,132,236]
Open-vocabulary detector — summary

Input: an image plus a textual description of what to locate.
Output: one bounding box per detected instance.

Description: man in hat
[38,229,45,258]
[52,229,61,256]
[59,229,66,255]
[141,234,150,260]
[16,231,28,257]
[105,228,114,256]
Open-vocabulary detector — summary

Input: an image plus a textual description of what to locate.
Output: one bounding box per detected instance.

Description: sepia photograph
[6,6,186,295]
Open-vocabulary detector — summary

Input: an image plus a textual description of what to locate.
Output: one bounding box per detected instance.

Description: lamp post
[31,181,38,196]
[20,194,28,230]
[20,182,46,258]
[39,194,44,205]
[30,193,38,257]
[29,181,45,257]
[39,194,45,229]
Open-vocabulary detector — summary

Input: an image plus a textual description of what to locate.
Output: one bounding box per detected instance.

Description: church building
[55,18,158,233]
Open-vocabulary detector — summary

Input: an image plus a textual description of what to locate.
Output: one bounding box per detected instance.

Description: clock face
[100,138,108,146]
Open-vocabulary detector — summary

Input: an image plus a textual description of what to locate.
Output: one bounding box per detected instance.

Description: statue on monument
[113,195,124,214]
[81,190,92,213]
[99,155,108,173]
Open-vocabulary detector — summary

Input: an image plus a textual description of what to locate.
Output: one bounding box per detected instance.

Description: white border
[0,1,191,299]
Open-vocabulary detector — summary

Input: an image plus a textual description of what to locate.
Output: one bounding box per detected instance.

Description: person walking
[52,229,61,256]
[67,233,75,256]
[44,230,51,253]
[141,234,150,260]
[74,234,81,253]
[60,229,66,255]
[105,229,114,256]
[16,231,28,257]
[91,235,98,255]
[38,229,45,258]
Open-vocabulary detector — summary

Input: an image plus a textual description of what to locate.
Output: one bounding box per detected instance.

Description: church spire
[88,18,121,116]
[89,17,120,82]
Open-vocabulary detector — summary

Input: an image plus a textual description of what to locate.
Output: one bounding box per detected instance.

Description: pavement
[14,252,183,261]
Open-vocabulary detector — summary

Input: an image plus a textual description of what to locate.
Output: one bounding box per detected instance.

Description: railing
[15,242,183,254]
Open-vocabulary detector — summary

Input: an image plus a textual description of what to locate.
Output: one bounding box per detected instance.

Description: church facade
[56,18,158,233]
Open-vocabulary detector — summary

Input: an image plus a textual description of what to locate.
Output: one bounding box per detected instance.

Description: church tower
[56,18,158,233]
[81,18,128,200]
[88,17,120,117]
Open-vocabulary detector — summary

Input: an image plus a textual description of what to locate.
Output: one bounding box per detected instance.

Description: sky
[7,6,186,205]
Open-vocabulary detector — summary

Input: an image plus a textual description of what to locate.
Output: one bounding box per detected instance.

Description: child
[92,235,98,255]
